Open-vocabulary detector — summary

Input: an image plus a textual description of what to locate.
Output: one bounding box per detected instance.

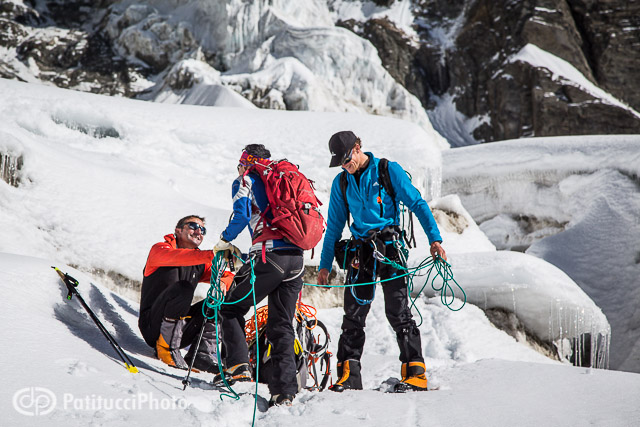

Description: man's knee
[342,309,369,331]
[159,281,196,315]
[385,302,415,329]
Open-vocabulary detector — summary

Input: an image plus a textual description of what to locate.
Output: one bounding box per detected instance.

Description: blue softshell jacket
[319,152,442,271]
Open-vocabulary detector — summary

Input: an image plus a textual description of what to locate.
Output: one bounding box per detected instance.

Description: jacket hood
[164,234,177,248]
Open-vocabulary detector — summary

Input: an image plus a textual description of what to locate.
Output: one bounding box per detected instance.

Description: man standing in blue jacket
[317,131,447,393]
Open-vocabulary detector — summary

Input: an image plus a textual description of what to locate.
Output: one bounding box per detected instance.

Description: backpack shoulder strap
[378,158,395,201]
[376,158,395,218]
[339,170,351,225]
[379,158,418,248]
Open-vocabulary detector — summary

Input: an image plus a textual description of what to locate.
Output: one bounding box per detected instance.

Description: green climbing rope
[304,254,466,326]
[201,252,260,426]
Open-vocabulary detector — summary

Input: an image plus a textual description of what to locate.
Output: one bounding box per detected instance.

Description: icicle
[426,165,442,200]
[550,302,555,336]
[0,152,22,187]
[574,310,581,366]
[548,300,611,369]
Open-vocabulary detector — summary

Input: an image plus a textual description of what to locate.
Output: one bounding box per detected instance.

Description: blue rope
[249,257,259,424]
[348,244,376,306]
[350,284,375,305]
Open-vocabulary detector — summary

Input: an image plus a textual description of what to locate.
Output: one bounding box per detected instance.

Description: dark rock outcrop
[348,0,640,145]
[488,60,640,141]
[338,17,435,109]
[1,0,146,96]
[485,308,560,362]
[566,0,640,111]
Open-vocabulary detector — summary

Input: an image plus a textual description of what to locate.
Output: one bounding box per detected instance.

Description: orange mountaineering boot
[329,359,363,392]
[394,361,428,392]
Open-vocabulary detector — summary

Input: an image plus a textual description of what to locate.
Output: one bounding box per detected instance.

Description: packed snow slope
[2,255,639,427]
[442,136,640,372]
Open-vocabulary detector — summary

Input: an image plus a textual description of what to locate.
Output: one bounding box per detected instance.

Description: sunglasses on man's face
[342,148,354,166]
[185,221,206,235]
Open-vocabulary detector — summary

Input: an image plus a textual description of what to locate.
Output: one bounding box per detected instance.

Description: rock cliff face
[1,0,639,145]
[0,0,144,95]
[354,0,640,144]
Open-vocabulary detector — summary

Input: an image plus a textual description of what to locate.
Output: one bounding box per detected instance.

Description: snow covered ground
[2,256,640,427]
[1,78,639,425]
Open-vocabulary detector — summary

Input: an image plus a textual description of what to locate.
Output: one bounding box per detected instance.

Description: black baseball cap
[328,131,359,167]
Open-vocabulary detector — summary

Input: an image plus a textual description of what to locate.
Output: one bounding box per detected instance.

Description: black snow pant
[220,249,304,396]
[138,270,209,349]
[336,240,424,365]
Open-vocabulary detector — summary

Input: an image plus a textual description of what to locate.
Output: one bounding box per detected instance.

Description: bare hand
[317,268,330,287]
[220,272,234,296]
[430,241,447,262]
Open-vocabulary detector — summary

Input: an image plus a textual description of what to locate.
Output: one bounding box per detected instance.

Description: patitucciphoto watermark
[13,387,187,416]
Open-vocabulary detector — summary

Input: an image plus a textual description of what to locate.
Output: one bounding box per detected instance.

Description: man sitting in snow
[213,144,305,408]
[317,131,447,393]
[139,215,230,373]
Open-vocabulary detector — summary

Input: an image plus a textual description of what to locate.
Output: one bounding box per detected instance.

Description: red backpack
[245,159,325,256]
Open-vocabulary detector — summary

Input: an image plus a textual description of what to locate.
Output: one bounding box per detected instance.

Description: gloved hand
[214,237,243,271]
[214,237,233,254]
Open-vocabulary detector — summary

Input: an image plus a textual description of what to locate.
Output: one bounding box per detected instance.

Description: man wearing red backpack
[213,144,310,408]
[317,131,447,393]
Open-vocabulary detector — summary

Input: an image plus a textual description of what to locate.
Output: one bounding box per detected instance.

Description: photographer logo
[13,387,57,416]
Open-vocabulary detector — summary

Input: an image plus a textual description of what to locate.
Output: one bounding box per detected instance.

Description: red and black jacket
[139,234,214,316]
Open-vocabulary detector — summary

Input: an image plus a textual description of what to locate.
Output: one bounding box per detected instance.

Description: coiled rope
[304,253,466,325]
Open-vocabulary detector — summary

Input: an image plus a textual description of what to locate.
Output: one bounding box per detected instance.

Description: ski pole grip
[52,266,78,299]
